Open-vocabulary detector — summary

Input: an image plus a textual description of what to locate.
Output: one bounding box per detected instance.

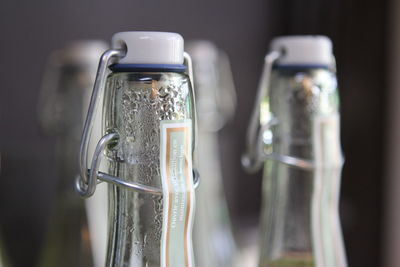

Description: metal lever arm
[242,51,280,173]
[78,49,125,197]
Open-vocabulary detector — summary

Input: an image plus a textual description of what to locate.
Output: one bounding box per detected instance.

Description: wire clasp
[75,49,199,198]
[241,51,314,173]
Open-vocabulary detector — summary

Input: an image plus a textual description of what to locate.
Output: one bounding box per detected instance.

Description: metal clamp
[183,52,198,151]
[242,50,314,173]
[76,132,200,197]
[77,49,125,197]
[77,49,199,198]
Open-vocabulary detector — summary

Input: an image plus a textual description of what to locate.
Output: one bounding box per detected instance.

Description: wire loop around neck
[76,49,199,198]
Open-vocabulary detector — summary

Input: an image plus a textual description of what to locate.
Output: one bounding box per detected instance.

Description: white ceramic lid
[112,31,184,65]
[271,35,334,66]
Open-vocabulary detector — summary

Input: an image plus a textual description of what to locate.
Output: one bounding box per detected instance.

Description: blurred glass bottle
[242,36,347,267]
[186,40,237,267]
[0,228,12,267]
[0,156,9,267]
[76,32,197,267]
[37,40,108,267]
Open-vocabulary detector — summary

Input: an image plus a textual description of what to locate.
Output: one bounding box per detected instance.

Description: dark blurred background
[0,0,392,266]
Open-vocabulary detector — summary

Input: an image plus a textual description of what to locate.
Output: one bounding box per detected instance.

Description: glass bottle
[0,157,9,267]
[0,213,10,267]
[243,36,347,267]
[76,32,197,267]
[186,40,236,267]
[186,40,237,267]
[37,40,108,267]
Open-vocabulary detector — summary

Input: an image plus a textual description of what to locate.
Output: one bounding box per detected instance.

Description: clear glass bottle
[243,36,347,267]
[0,157,9,267]
[0,226,10,267]
[186,40,237,267]
[76,32,197,267]
[37,40,108,267]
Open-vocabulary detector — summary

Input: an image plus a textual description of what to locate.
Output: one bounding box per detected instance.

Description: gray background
[0,0,388,266]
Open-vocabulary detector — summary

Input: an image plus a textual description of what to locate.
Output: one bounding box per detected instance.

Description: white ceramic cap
[271,35,333,66]
[112,31,184,65]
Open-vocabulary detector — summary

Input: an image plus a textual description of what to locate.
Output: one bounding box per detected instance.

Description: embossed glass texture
[103,72,195,267]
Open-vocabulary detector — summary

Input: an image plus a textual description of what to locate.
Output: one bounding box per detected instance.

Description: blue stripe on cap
[110,64,186,73]
[273,64,330,70]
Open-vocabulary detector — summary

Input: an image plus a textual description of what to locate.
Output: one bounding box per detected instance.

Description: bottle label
[312,113,346,267]
[313,113,343,168]
[160,120,195,267]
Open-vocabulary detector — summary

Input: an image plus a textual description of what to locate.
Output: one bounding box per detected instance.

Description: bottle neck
[103,71,196,267]
[258,68,347,267]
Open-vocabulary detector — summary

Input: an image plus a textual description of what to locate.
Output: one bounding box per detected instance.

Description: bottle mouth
[109,63,187,73]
